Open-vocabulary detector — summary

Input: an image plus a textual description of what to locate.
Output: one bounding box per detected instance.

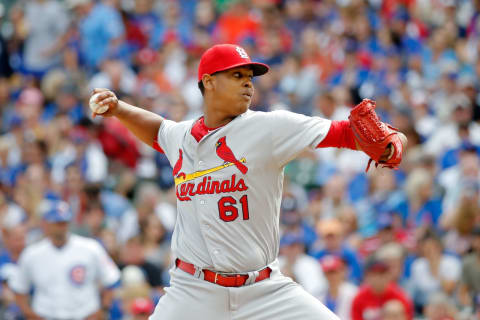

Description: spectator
[403,167,442,231]
[126,0,162,52]
[360,212,415,258]
[424,93,480,157]
[312,218,363,284]
[279,232,327,299]
[358,169,407,233]
[118,265,156,320]
[127,297,154,320]
[443,188,480,255]
[439,143,480,227]
[0,4,13,78]
[83,183,139,244]
[337,205,362,250]
[315,174,350,220]
[423,292,458,320]
[22,0,69,77]
[280,194,317,251]
[88,58,136,95]
[382,300,408,320]
[213,0,259,44]
[376,243,408,288]
[8,201,120,320]
[68,125,108,183]
[0,224,26,320]
[43,81,85,124]
[67,0,125,69]
[408,229,461,313]
[141,214,171,274]
[119,236,164,291]
[458,227,480,316]
[319,255,358,320]
[71,200,106,240]
[351,257,413,320]
[0,192,26,233]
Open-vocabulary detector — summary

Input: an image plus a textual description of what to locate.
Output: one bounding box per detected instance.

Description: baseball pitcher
[91,44,406,320]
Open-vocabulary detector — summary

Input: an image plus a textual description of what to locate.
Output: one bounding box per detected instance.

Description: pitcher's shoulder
[241,109,290,121]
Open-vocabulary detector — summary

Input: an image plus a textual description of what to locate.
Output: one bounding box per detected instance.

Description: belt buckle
[214,273,219,284]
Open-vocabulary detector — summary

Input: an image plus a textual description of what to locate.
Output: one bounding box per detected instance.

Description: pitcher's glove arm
[349,99,405,172]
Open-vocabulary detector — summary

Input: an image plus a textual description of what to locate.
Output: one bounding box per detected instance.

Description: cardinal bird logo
[172,149,186,179]
[215,136,248,174]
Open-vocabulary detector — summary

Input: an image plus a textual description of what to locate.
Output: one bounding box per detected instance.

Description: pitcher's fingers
[99,97,116,105]
[92,88,110,94]
[96,92,114,101]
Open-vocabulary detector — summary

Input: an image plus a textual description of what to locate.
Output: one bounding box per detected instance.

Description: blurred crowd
[0,0,479,319]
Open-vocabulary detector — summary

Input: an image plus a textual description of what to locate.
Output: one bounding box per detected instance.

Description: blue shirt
[79,4,125,68]
[411,198,443,229]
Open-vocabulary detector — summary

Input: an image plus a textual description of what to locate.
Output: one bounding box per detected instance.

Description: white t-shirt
[409,254,461,306]
[318,282,358,320]
[279,254,328,297]
[9,234,120,319]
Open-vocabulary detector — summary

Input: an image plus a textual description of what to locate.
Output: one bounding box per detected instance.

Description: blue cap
[8,114,23,128]
[377,213,393,230]
[280,232,305,247]
[365,256,389,273]
[43,201,72,223]
[280,196,298,212]
[460,141,478,153]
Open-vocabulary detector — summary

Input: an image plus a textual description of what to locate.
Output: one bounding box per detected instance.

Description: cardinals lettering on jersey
[173,137,249,201]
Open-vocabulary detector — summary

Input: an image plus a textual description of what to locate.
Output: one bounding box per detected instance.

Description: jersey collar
[189,110,251,143]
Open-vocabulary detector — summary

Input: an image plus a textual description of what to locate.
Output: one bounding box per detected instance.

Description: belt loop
[244,270,259,286]
[193,265,203,279]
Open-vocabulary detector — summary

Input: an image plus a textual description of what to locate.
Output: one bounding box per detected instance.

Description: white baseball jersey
[9,234,120,319]
[157,109,331,273]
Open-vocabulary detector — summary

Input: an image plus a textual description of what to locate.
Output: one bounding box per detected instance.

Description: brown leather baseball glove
[349,99,404,172]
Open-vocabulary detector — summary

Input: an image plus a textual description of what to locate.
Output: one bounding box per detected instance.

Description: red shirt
[351,283,413,320]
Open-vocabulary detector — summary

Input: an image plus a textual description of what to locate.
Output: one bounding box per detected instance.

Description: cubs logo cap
[43,201,73,223]
[198,44,269,82]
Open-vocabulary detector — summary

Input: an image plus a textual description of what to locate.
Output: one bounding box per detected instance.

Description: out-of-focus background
[0,0,479,319]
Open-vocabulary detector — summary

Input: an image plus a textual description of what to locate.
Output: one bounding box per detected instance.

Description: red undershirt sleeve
[316,120,357,149]
[152,140,164,153]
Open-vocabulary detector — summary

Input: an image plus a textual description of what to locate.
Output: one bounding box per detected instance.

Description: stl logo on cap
[197,44,269,82]
[235,46,249,59]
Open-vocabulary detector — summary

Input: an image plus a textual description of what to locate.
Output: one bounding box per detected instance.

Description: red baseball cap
[320,255,344,273]
[131,297,154,315]
[197,44,269,82]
